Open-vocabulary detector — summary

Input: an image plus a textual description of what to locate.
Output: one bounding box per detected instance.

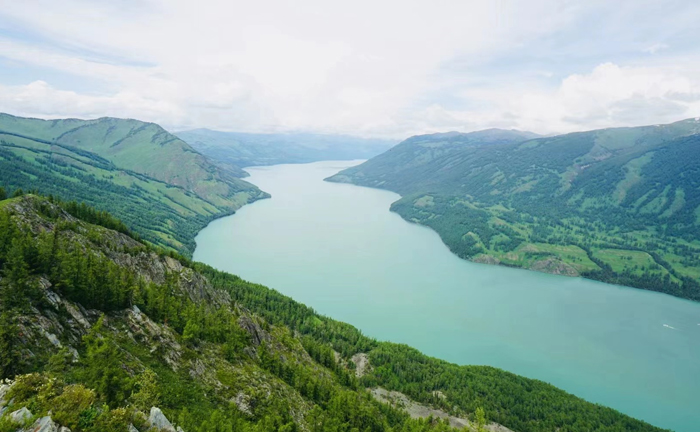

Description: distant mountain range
[176,129,396,170]
[0,113,267,254]
[327,119,700,301]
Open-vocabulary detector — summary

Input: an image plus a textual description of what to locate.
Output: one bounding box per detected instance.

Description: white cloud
[428,62,700,135]
[645,43,669,54]
[0,1,699,137]
[0,80,183,123]
[517,62,700,132]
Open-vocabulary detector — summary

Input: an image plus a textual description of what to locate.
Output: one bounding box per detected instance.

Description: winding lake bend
[194,160,700,432]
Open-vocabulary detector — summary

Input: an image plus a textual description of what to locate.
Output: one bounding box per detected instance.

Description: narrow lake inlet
[194,160,700,432]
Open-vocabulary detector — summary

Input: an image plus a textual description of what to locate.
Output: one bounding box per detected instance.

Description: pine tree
[130,368,161,411]
[1,238,34,309]
[81,316,132,407]
[474,407,487,432]
[0,311,20,379]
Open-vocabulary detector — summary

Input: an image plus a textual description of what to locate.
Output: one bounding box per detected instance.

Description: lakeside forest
[0,193,668,432]
[328,121,700,301]
[0,112,697,431]
[0,113,267,255]
[4,112,700,302]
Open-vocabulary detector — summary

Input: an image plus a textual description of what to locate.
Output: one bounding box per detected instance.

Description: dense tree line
[0,143,235,256]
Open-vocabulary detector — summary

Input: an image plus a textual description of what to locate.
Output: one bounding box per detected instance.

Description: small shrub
[52,384,96,429]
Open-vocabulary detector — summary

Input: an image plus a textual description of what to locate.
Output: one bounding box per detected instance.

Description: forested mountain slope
[327,119,700,301]
[0,195,668,432]
[0,114,267,255]
[177,129,396,168]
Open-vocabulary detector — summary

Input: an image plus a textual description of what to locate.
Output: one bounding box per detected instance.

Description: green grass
[0,114,269,255]
[614,152,654,203]
[329,118,700,301]
[593,249,663,274]
[517,243,599,272]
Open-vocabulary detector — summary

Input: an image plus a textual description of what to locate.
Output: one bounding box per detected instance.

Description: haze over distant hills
[327,119,700,301]
[177,129,397,170]
[0,113,267,254]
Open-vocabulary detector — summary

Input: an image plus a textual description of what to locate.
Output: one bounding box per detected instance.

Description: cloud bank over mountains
[1,0,699,137]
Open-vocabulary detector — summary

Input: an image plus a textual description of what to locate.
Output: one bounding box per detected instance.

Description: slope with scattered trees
[0,113,268,255]
[327,120,700,300]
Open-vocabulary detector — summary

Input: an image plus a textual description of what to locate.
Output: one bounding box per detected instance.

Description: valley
[2,3,698,432]
[0,194,670,432]
[1,115,698,432]
[177,129,396,169]
[194,161,700,432]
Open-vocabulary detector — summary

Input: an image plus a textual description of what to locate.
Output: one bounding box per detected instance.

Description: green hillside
[0,114,268,255]
[177,129,396,168]
[327,120,700,301]
[0,195,668,432]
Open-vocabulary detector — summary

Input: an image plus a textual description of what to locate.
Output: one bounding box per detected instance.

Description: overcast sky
[1,0,700,138]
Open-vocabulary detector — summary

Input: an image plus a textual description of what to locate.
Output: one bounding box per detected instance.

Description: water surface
[194,161,700,432]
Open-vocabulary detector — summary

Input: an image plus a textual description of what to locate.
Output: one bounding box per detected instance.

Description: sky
[1,0,700,138]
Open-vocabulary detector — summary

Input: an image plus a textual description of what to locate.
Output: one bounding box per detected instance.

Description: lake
[194,160,700,432]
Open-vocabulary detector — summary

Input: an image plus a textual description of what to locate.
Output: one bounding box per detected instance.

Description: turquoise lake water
[193,160,700,432]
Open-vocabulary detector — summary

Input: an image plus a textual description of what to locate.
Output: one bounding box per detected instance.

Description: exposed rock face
[351,353,371,378]
[233,392,253,416]
[148,407,176,432]
[1,197,242,376]
[126,306,182,371]
[238,315,270,346]
[24,416,64,432]
[0,382,11,397]
[370,387,514,432]
[10,406,33,423]
[473,254,501,265]
[0,381,12,418]
[531,257,580,277]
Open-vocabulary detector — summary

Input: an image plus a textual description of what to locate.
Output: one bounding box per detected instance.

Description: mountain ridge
[327,118,700,301]
[0,113,267,255]
[177,128,397,169]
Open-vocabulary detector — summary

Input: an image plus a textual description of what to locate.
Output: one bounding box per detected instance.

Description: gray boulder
[148,407,176,431]
[17,415,72,432]
[0,382,11,405]
[10,407,32,423]
[23,416,61,432]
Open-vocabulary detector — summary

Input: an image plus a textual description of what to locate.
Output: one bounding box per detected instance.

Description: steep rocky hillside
[0,195,668,432]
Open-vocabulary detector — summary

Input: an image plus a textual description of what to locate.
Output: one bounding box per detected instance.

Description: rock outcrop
[371,387,514,432]
[148,407,183,432]
[23,416,68,432]
[10,407,32,424]
[351,353,372,378]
